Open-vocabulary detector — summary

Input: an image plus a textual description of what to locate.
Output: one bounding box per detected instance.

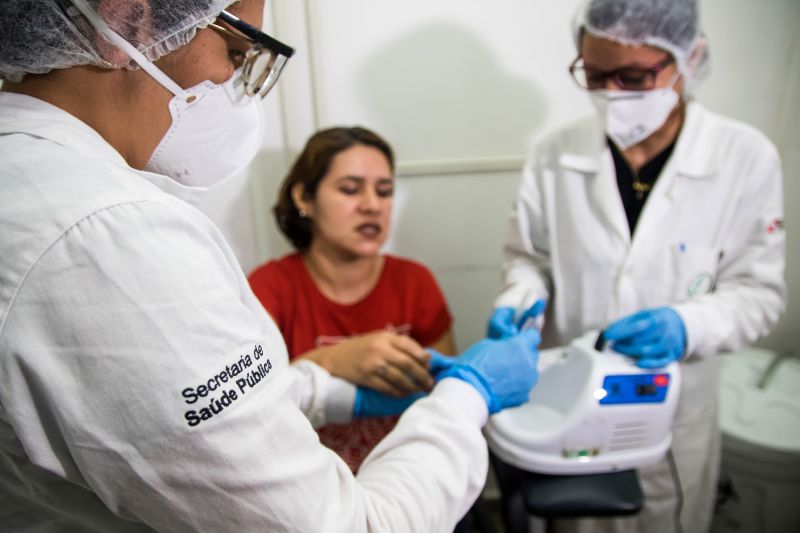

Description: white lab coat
[0,92,489,532]
[497,102,786,533]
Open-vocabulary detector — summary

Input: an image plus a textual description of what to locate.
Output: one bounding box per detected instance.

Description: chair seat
[490,453,645,533]
[524,470,643,518]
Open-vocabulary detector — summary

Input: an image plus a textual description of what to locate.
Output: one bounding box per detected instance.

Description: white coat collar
[558,102,719,180]
[0,92,208,205]
[669,102,720,179]
[0,92,128,165]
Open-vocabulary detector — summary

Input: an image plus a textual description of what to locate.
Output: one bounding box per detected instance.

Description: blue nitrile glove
[487,307,517,339]
[353,387,426,418]
[428,350,456,374]
[486,300,547,339]
[516,299,547,330]
[603,307,687,369]
[431,329,541,414]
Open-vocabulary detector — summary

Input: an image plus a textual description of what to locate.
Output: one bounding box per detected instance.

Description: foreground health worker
[490,0,786,531]
[250,126,456,472]
[0,1,541,531]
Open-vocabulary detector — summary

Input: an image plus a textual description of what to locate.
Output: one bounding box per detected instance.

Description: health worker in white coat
[0,1,542,531]
[488,0,786,531]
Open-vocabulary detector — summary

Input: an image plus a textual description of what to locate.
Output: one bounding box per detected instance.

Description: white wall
[204,0,800,354]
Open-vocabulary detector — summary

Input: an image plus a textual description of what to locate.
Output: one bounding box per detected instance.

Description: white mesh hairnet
[572,0,710,95]
[0,0,237,82]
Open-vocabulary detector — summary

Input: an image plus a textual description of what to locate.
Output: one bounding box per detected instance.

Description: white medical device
[485,331,681,475]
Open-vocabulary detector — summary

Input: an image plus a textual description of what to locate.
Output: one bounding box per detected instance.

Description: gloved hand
[603,307,687,369]
[353,387,426,418]
[486,300,547,339]
[486,308,516,339]
[431,329,541,414]
[428,350,456,374]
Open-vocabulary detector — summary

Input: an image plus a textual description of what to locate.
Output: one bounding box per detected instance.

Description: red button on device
[654,374,669,387]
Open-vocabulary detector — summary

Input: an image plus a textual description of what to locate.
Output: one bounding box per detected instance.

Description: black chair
[491,453,643,533]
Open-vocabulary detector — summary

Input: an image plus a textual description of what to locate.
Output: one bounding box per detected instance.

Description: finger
[507,330,541,373]
[613,338,669,361]
[516,299,547,330]
[428,350,456,374]
[488,308,517,339]
[604,313,654,341]
[488,323,517,340]
[610,331,662,355]
[389,352,435,390]
[492,323,519,340]
[390,334,430,364]
[515,328,542,351]
[610,340,649,358]
[604,315,651,341]
[378,364,423,396]
[363,372,405,396]
[636,341,669,358]
[388,336,433,386]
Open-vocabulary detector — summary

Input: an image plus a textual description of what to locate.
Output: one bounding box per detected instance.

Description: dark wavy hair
[274,126,395,250]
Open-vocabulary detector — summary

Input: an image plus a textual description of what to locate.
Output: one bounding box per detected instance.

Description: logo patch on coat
[688,271,715,297]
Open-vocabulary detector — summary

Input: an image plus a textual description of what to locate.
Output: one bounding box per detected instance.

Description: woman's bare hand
[303,331,433,396]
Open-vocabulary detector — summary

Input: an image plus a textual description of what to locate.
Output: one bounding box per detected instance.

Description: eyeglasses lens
[210,14,293,100]
[243,49,280,97]
[614,69,653,91]
[571,65,657,91]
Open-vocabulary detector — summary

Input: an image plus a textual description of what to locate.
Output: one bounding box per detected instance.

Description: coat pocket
[670,243,721,303]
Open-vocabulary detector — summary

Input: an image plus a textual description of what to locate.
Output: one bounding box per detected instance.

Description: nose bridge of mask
[70,0,190,100]
[606,91,646,102]
[663,68,681,93]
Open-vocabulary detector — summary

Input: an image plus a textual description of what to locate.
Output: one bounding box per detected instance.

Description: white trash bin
[712,348,800,533]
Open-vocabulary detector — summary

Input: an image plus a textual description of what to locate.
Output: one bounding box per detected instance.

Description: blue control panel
[598,373,671,405]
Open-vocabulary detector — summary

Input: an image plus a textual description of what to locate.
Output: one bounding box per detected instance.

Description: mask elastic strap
[666,69,681,90]
[69,0,187,98]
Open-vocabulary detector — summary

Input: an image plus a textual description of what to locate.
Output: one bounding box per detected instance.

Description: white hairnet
[0,0,237,82]
[572,0,710,95]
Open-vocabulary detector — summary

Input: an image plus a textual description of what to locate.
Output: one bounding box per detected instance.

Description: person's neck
[622,101,686,170]
[2,67,170,169]
[303,244,384,305]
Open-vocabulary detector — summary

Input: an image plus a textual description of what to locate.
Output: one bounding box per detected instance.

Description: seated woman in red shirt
[249,126,455,472]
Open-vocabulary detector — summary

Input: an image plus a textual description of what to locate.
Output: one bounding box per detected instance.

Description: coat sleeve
[496,154,553,312]
[674,140,787,357]
[287,359,357,427]
[1,200,488,533]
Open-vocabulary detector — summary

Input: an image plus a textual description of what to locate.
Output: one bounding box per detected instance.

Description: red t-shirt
[248,253,452,472]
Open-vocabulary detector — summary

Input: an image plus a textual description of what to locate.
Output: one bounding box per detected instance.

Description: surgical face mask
[69,0,264,188]
[589,76,680,150]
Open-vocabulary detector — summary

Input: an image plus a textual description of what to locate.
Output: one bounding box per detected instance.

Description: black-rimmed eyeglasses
[569,55,674,91]
[210,10,295,99]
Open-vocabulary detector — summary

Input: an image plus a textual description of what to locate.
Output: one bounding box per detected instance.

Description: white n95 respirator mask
[69,0,264,188]
[589,80,680,150]
[144,76,264,188]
